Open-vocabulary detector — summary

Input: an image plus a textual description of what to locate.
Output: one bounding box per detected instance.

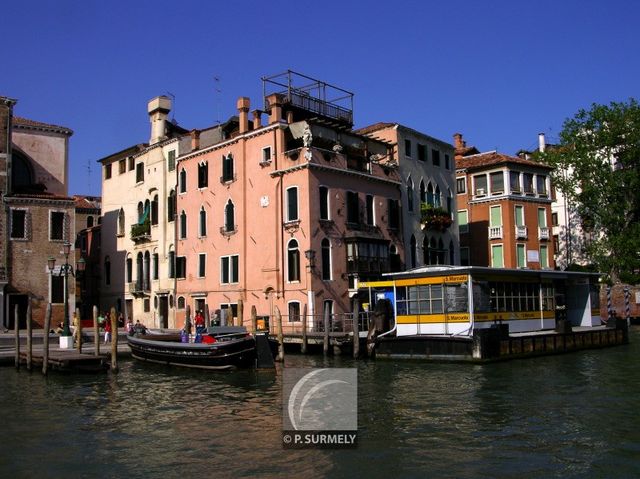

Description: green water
[1,329,639,479]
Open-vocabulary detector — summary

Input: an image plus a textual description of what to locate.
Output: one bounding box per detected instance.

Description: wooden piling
[93,306,100,357]
[323,307,330,356]
[275,306,284,362]
[110,307,118,373]
[42,303,51,375]
[352,302,360,359]
[185,305,192,334]
[237,299,244,328]
[26,303,33,371]
[76,308,82,354]
[14,305,20,370]
[301,303,308,354]
[251,305,257,332]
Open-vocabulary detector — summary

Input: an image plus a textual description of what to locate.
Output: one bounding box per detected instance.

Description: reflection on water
[1,330,640,478]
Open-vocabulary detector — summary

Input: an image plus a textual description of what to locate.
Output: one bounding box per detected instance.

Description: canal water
[2,329,639,479]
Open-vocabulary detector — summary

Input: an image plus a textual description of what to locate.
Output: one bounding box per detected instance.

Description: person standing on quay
[104,318,112,344]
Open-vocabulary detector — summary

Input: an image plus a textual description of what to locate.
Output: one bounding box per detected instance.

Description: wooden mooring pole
[275,306,284,362]
[76,308,82,354]
[42,303,51,375]
[237,299,244,328]
[14,305,20,370]
[301,303,308,354]
[323,307,330,356]
[352,302,360,359]
[26,303,33,371]
[93,306,100,357]
[110,307,118,373]
[251,305,257,332]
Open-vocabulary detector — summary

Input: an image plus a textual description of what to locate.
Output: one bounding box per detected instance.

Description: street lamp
[48,242,86,340]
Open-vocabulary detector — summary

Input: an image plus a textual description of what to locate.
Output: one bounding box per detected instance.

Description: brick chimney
[252,109,262,129]
[265,94,283,124]
[190,129,200,151]
[148,96,172,145]
[453,132,465,150]
[237,97,250,134]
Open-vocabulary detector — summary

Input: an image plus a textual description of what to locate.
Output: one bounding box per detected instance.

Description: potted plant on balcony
[421,203,453,231]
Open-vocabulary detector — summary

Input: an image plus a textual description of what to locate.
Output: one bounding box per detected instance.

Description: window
[510,171,521,193]
[199,207,207,237]
[50,211,65,241]
[10,209,26,239]
[119,159,126,174]
[176,256,187,279]
[144,298,150,313]
[427,183,435,206]
[286,187,298,222]
[168,150,176,171]
[458,210,468,234]
[417,144,426,162]
[366,194,375,226]
[177,296,185,309]
[168,251,175,278]
[538,208,547,227]
[144,251,151,290]
[445,154,450,170]
[179,169,187,193]
[433,185,441,208]
[517,244,526,268]
[490,205,502,227]
[432,149,440,166]
[288,302,301,322]
[460,247,470,266]
[540,245,549,269]
[406,178,414,212]
[179,211,187,239]
[104,256,111,285]
[287,239,300,282]
[446,191,452,212]
[419,180,426,203]
[220,255,239,284]
[515,205,524,227]
[491,244,504,268]
[151,195,158,226]
[198,162,208,189]
[552,212,558,226]
[262,147,272,164]
[87,216,94,228]
[404,139,412,157]
[104,164,112,180]
[321,238,331,280]
[553,235,560,254]
[51,275,64,304]
[490,171,504,194]
[224,200,235,232]
[152,253,159,280]
[346,191,359,224]
[523,173,534,194]
[136,163,144,183]
[536,175,547,196]
[474,175,487,196]
[167,190,176,222]
[198,253,206,278]
[319,186,329,220]
[388,199,400,229]
[222,154,234,182]
[126,257,132,283]
[128,157,135,171]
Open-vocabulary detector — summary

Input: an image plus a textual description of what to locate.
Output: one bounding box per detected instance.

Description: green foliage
[420,203,452,231]
[131,219,150,239]
[540,98,640,283]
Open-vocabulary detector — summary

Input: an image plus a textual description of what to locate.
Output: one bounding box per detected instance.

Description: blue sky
[3,0,638,196]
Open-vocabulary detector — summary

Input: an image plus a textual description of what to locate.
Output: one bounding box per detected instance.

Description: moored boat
[127,326,276,370]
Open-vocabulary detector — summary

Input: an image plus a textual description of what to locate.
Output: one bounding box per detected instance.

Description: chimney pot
[237,97,250,133]
[148,95,172,145]
[191,129,200,151]
[538,133,546,153]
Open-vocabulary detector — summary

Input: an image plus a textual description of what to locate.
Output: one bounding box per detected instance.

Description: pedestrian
[126,317,133,334]
[195,310,205,334]
[118,312,124,327]
[104,318,112,344]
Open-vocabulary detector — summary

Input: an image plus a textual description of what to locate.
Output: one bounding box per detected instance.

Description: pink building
[175,72,403,329]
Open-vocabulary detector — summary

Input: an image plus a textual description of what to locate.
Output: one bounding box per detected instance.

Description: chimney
[538,133,546,153]
[148,96,172,145]
[252,109,262,129]
[266,94,283,124]
[190,129,200,151]
[453,132,464,150]
[237,97,250,134]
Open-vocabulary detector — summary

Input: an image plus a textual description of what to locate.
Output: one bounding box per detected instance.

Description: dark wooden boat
[127,326,275,370]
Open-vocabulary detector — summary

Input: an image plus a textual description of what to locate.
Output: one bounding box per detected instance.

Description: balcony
[128,281,150,297]
[488,226,503,239]
[130,220,151,242]
[515,225,528,239]
[421,204,453,232]
[538,227,550,240]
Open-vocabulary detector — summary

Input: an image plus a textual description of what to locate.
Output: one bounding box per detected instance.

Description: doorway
[159,296,169,328]
[7,294,29,329]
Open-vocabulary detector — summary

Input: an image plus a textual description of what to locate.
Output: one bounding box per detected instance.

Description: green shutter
[515,206,524,227]
[537,208,547,227]
[540,246,548,269]
[517,244,526,268]
[490,206,502,227]
[491,245,504,268]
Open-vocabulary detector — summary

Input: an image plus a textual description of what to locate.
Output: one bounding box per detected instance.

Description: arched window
[151,195,159,225]
[446,188,453,212]
[153,251,159,280]
[319,186,329,220]
[434,185,441,208]
[177,296,185,309]
[419,180,426,204]
[407,177,414,212]
[118,208,125,236]
[167,190,176,222]
[126,254,132,283]
[87,216,94,228]
[198,161,208,188]
[179,169,187,193]
[427,183,435,206]
[287,239,300,282]
[11,150,35,190]
[410,235,417,269]
[137,202,144,222]
[390,244,401,272]
[199,206,207,237]
[321,238,331,280]
[179,211,187,239]
[222,154,234,182]
[288,301,301,322]
[104,256,111,285]
[168,249,175,279]
[225,200,235,232]
[144,251,151,290]
[136,252,144,288]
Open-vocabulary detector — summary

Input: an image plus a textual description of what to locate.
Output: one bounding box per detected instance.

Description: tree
[541,98,640,284]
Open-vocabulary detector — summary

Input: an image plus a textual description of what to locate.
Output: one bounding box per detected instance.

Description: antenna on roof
[214,75,221,124]
[166,91,176,121]
[86,159,92,193]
